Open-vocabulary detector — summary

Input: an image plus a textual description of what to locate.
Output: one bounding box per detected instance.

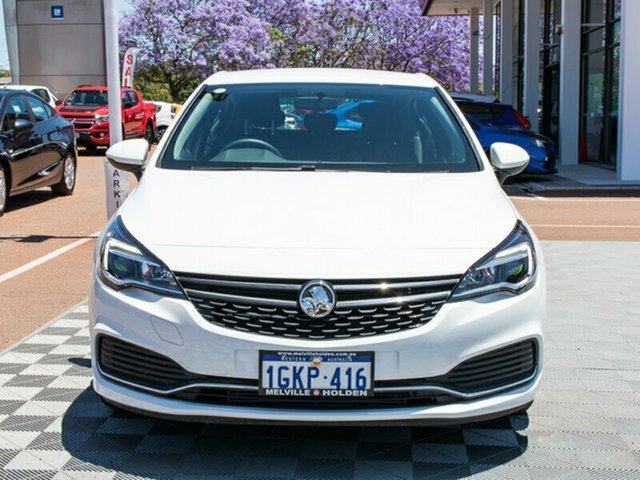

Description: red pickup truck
[56,86,156,151]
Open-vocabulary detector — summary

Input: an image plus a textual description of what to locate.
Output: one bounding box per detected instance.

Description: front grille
[97,336,537,408]
[382,340,537,394]
[175,274,461,339]
[169,387,456,410]
[64,116,94,130]
[98,336,203,389]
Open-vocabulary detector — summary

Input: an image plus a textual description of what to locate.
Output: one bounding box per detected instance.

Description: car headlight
[530,138,547,149]
[451,222,536,300]
[95,114,109,123]
[98,217,184,297]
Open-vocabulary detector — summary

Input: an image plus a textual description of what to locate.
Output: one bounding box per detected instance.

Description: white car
[1,84,59,108]
[90,68,545,425]
[150,101,178,141]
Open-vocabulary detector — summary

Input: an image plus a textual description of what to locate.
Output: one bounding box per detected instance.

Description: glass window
[25,95,54,122]
[32,88,50,103]
[457,103,522,127]
[126,91,138,106]
[64,90,108,106]
[580,0,620,166]
[584,0,607,24]
[2,95,31,131]
[161,83,480,173]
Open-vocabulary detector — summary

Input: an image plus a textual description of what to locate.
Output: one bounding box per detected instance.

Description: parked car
[150,101,180,141]
[452,96,557,175]
[91,68,545,425]
[56,86,156,151]
[0,89,76,215]
[1,84,59,109]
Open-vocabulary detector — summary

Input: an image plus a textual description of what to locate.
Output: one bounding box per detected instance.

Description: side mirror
[489,142,529,184]
[13,118,34,134]
[106,139,149,174]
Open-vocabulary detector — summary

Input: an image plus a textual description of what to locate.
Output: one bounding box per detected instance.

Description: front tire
[51,153,76,196]
[0,164,8,215]
[145,122,155,145]
[156,126,167,142]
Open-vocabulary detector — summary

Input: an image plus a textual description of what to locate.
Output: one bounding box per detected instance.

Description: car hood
[120,169,518,279]
[58,105,108,115]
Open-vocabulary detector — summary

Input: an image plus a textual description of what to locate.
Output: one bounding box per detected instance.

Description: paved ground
[0,241,639,479]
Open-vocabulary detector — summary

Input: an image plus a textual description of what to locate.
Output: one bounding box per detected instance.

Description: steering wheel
[220,138,283,157]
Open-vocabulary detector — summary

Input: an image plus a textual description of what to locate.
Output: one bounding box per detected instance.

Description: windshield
[457,102,522,127]
[64,90,108,107]
[160,83,480,173]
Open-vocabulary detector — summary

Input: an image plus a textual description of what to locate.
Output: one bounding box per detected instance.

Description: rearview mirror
[106,139,149,174]
[13,118,34,134]
[489,142,529,184]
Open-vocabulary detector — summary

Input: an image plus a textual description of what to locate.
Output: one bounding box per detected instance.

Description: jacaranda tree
[120,0,470,102]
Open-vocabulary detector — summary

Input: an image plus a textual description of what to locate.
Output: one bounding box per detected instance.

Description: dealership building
[2,0,639,181]
[422,0,638,181]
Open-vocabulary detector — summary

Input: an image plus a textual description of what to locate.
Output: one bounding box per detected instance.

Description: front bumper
[90,266,545,424]
[76,129,110,147]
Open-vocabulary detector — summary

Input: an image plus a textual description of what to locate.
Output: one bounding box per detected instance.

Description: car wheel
[51,153,76,196]
[145,123,155,145]
[156,126,167,142]
[0,164,7,215]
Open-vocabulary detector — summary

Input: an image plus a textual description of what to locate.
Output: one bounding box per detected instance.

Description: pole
[470,8,480,94]
[103,0,128,218]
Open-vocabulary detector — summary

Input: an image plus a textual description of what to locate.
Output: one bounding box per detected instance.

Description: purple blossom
[120,0,471,101]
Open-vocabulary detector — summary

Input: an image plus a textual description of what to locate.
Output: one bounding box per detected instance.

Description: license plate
[259,351,374,397]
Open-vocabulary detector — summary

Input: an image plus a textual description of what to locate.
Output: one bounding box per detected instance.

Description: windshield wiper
[191,165,317,171]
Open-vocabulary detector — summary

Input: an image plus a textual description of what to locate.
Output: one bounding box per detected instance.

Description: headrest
[244,96,285,127]
[357,102,398,134]
[304,113,338,134]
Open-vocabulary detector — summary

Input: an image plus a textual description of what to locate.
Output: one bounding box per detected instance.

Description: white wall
[558,0,581,166]
[617,0,640,181]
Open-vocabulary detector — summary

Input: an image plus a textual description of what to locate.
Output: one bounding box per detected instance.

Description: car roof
[449,92,498,103]
[454,99,514,109]
[2,84,50,91]
[205,68,439,88]
[70,85,134,91]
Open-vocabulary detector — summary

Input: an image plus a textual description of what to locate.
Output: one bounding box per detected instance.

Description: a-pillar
[559,0,581,166]
[523,0,540,131]
[499,0,514,103]
[470,7,480,94]
[617,0,640,180]
[483,0,494,96]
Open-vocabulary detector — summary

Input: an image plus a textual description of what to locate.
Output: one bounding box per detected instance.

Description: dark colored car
[0,89,77,215]
[453,97,557,175]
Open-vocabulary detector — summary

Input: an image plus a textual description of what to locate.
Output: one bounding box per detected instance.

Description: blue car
[454,98,557,175]
[328,100,374,130]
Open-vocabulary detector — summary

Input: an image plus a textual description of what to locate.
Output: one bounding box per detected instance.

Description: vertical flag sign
[121,47,140,88]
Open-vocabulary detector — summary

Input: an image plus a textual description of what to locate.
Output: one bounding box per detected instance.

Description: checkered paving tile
[1,242,639,479]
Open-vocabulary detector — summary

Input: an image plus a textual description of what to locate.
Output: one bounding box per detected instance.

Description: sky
[0,0,132,73]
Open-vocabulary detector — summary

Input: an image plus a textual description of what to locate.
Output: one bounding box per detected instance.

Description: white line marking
[531,224,640,229]
[513,197,640,203]
[0,232,100,284]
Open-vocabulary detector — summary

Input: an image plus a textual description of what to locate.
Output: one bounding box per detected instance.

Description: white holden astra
[90,69,545,425]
